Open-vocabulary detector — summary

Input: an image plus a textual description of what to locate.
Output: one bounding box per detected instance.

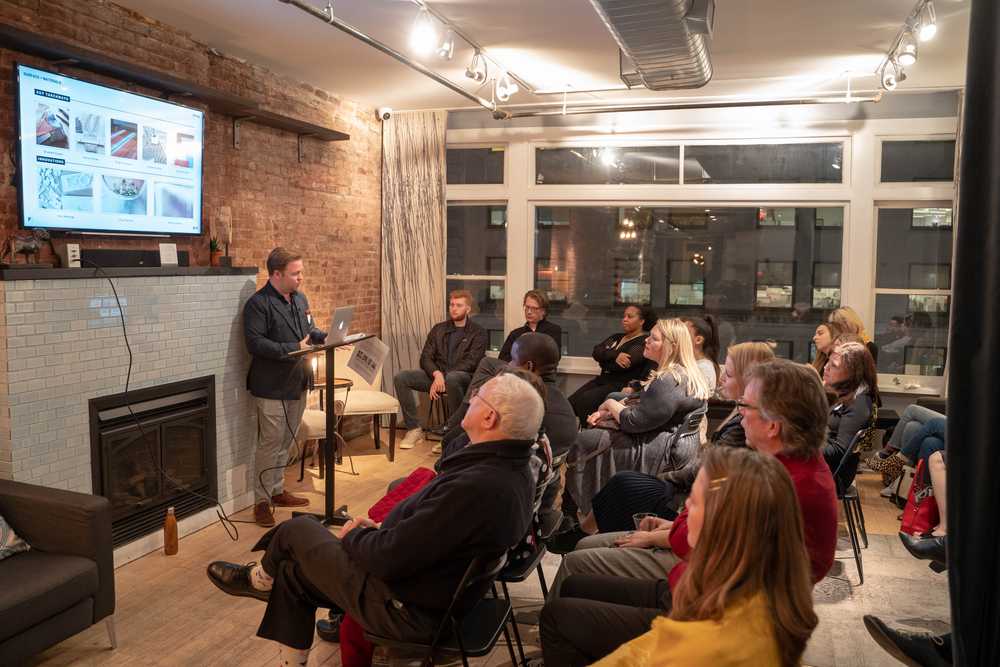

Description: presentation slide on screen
[17,64,203,235]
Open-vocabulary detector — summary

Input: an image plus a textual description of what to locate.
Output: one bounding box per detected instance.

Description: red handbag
[900,458,940,537]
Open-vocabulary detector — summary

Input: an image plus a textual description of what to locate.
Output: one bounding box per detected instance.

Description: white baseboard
[112,491,255,568]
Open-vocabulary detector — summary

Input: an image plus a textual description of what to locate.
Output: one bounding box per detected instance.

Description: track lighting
[880,59,904,91]
[409,8,437,56]
[494,72,519,102]
[916,1,937,41]
[437,29,455,60]
[465,51,487,83]
[896,31,918,67]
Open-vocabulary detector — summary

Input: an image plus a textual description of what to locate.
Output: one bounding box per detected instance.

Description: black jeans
[254,516,438,650]
[540,574,670,666]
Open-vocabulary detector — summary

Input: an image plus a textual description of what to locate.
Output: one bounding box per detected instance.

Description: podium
[287,335,373,526]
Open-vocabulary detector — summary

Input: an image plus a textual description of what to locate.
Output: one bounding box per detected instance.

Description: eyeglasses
[523,305,543,313]
[735,400,761,413]
[470,386,502,421]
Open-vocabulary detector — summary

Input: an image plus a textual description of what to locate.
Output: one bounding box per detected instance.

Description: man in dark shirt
[206,373,545,667]
[393,289,487,449]
[242,248,326,527]
[498,290,563,362]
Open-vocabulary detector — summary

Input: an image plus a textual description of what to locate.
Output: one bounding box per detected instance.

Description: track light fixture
[879,59,905,91]
[896,31,918,66]
[465,50,487,83]
[494,72,519,102]
[916,1,937,41]
[437,29,455,60]
[409,8,437,56]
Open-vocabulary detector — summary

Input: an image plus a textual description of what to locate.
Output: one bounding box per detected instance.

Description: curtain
[380,111,447,395]
[949,1,1000,663]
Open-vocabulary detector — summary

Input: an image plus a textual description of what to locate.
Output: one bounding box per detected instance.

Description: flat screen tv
[15,64,204,235]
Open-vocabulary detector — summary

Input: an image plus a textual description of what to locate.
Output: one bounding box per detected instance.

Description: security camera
[377,107,392,121]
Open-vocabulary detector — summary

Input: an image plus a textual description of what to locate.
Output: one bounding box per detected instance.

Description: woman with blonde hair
[562,319,711,525]
[581,341,776,534]
[593,447,818,667]
[829,306,879,362]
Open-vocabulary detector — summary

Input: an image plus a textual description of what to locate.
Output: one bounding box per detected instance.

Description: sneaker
[863,615,951,667]
[431,443,442,455]
[881,482,898,498]
[399,428,424,450]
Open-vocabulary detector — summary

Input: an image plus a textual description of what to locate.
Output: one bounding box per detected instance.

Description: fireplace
[89,376,217,547]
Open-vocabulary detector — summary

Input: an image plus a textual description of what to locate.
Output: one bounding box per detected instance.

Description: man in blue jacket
[206,372,544,667]
[243,248,326,527]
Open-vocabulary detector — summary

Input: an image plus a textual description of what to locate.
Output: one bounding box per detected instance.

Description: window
[873,206,953,377]
[683,143,843,184]
[881,140,955,182]
[447,147,504,184]
[534,205,843,361]
[447,204,507,350]
[535,146,680,185]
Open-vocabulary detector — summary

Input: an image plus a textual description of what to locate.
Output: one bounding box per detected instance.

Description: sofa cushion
[0,512,29,561]
[0,551,98,643]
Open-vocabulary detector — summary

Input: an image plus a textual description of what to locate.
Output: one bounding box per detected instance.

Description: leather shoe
[206,561,270,602]
[271,491,310,507]
[316,612,343,643]
[900,532,947,564]
[863,615,951,667]
[254,501,275,527]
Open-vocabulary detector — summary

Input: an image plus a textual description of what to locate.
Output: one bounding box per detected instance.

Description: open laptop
[327,306,366,344]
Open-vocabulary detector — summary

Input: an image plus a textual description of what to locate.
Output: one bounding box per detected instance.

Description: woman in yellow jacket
[594,446,818,667]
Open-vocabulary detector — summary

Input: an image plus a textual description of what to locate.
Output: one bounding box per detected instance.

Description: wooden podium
[287,335,373,526]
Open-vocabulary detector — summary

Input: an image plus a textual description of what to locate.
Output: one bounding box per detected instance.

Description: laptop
[327,306,355,343]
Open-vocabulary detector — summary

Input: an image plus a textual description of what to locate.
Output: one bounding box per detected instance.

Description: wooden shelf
[0,22,350,143]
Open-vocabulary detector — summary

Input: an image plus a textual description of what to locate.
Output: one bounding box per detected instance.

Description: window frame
[445,144,509,188]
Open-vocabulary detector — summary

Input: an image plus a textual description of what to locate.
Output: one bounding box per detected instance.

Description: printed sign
[348,337,389,387]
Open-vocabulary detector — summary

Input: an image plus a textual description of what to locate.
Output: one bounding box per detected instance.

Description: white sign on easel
[348,336,389,387]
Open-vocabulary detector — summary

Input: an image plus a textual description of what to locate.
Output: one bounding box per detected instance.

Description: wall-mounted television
[16,64,204,236]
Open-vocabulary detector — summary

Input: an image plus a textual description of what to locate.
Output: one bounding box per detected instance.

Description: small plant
[209,237,220,252]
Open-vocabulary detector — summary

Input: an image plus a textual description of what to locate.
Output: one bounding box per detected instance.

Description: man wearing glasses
[498,290,563,362]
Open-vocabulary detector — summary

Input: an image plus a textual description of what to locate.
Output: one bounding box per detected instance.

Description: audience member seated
[563,319,712,523]
[544,359,837,630]
[869,403,946,483]
[900,447,948,564]
[567,304,657,425]
[578,342,776,535]
[829,306,879,363]
[439,333,576,458]
[821,341,878,486]
[206,373,544,667]
[392,289,487,449]
[811,320,847,377]
[681,315,721,390]
[542,447,819,666]
[498,290,562,362]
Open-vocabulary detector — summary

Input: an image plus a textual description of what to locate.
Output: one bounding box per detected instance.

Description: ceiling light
[437,29,455,60]
[494,72,519,102]
[916,2,937,41]
[409,8,437,56]
[896,31,918,67]
[465,51,487,83]
[880,59,905,91]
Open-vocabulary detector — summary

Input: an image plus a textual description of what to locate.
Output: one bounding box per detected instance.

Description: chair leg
[500,613,518,667]
[389,414,397,463]
[318,438,325,479]
[843,499,863,584]
[297,439,307,482]
[536,563,550,599]
[855,496,869,549]
[372,415,381,450]
[105,615,118,649]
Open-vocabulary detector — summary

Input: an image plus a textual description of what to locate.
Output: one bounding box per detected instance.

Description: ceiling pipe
[277,0,500,115]
[504,94,881,119]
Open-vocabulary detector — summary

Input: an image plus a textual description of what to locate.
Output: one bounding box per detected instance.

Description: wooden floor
[27,433,925,667]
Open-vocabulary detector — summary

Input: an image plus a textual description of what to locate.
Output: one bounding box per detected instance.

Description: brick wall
[0,0,382,335]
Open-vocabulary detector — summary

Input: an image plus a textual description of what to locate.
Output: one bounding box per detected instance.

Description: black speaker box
[80,248,190,268]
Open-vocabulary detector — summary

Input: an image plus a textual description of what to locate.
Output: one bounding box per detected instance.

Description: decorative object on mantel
[218,207,234,267]
[0,229,54,268]
[210,237,223,267]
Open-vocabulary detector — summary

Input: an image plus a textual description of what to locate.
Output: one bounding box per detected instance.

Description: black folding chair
[364,553,517,667]
[832,410,878,584]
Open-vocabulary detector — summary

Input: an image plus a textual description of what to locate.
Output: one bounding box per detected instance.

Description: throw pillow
[0,512,30,561]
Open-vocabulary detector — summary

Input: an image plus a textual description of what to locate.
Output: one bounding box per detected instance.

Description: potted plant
[209,237,223,267]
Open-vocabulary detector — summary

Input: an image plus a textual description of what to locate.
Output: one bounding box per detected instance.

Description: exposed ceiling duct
[589,0,715,90]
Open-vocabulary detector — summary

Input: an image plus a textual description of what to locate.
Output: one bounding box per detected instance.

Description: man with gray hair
[207,373,543,667]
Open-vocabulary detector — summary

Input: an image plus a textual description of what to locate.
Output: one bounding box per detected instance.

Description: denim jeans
[392,369,472,429]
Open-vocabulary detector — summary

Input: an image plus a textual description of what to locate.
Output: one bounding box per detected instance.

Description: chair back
[658,403,708,473]
[832,405,878,494]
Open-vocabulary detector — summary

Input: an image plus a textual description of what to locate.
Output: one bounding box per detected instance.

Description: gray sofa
[0,478,116,664]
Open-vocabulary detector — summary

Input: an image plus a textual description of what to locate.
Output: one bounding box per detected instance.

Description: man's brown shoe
[254,501,275,527]
[271,491,310,507]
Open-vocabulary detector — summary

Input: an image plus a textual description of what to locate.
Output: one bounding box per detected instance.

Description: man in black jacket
[206,373,544,667]
[243,248,326,527]
[393,289,488,449]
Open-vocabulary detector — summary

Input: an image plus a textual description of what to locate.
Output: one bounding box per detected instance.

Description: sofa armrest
[0,478,115,620]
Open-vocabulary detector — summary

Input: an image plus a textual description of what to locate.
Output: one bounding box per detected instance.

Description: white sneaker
[431,443,442,455]
[399,428,424,450]
[880,482,897,498]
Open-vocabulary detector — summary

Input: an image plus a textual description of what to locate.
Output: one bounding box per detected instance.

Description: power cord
[81,259,241,541]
